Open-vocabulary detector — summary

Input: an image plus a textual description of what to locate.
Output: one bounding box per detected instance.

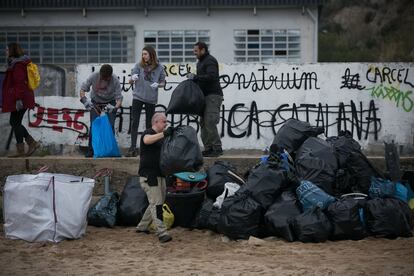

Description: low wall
[0,156,413,196]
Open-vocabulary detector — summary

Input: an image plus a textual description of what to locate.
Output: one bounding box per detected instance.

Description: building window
[0,27,135,64]
[144,30,210,63]
[234,29,301,62]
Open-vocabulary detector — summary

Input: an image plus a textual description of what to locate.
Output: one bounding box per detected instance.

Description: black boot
[203,147,223,157]
[85,148,94,158]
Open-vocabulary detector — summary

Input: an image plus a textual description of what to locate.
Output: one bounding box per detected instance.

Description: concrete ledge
[1,155,413,196]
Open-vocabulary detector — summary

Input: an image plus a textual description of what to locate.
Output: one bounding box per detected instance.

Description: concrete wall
[1,62,413,156]
[0,156,413,196]
[0,7,318,63]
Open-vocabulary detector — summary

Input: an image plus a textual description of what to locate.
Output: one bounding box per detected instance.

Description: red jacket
[2,58,35,113]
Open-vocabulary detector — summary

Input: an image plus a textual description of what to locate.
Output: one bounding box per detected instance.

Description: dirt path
[1,225,414,276]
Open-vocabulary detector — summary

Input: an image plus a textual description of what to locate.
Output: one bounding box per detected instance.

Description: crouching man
[136,112,173,243]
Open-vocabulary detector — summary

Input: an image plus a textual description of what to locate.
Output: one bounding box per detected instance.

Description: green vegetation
[319,0,414,62]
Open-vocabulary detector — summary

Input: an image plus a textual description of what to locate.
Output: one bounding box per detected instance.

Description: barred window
[234,29,301,62]
[0,27,135,64]
[144,30,210,63]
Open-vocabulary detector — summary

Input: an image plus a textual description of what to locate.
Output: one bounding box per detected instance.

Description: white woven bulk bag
[3,173,94,243]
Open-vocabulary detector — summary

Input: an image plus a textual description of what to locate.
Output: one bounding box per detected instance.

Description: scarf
[7,55,30,69]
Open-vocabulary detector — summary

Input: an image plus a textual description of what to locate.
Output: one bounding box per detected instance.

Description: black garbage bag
[295,137,338,194]
[346,151,383,194]
[218,193,263,240]
[160,125,203,176]
[117,176,149,226]
[290,207,332,243]
[192,198,221,232]
[326,130,361,169]
[266,151,298,186]
[236,162,288,209]
[206,161,243,200]
[192,198,214,229]
[296,137,338,170]
[87,192,119,227]
[264,190,301,241]
[326,197,367,240]
[365,198,413,238]
[270,119,324,155]
[166,79,205,116]
[326,131,367,195]
[166,189,205,228]
[295,153,336,195]
[206,208,221,233]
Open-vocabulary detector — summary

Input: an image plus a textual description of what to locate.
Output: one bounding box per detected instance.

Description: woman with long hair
[127,46,166,157]
[2,42,40,157]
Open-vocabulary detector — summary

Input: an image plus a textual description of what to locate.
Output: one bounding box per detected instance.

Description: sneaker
[85,149,94,158]
[125,148,138,157]
[158,234,172,243]
[135,229,150,234]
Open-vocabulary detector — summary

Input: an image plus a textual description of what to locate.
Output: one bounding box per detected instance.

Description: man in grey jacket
[79,64,123,157]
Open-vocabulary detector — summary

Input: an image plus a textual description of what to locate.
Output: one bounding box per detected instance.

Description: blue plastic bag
[369,177,396,199]
[296,180,336,211]
[92,114,121,158]
[369,177,408,202]
[394,182,408,202]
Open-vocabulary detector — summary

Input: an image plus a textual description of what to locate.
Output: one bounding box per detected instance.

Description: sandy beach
[1,224,414,276]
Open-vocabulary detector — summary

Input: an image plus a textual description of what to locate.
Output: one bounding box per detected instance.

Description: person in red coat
[2,42,39,157]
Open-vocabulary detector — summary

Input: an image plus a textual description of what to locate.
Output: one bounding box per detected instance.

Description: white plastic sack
[3,173,94,243]
[213,182,241,209]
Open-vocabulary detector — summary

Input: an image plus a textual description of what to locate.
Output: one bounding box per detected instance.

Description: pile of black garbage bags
[88,119,413,243]
[192,119,413,242]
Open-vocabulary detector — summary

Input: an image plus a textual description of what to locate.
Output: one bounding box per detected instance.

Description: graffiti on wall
[7,63,412,150]
[220,66,320,91]
[341,66,414,112]
[25,98,381,150]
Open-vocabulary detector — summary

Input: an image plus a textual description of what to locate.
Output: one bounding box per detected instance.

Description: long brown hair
[139,45,158,70]
[7,42,24,58]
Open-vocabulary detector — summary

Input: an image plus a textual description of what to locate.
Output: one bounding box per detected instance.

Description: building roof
[0,0,324,10]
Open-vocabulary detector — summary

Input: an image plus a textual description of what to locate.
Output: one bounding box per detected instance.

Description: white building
[0,0,323,65]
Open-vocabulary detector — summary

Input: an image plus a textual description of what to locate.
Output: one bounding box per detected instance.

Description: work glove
[105,103,118,114]
[15,100,24,111]
[131,74,139,81]
[150,82,159,89]
[186,73,197,80]
[80,96,93,110]
[163,126,174,137]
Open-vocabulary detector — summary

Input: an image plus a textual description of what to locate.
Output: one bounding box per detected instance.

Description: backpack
[27,62,40,90]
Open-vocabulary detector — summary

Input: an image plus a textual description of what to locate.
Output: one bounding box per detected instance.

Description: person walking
[135,112,173,243]
[126,46,166,157]
[79,64,123,158]
[187,41,223,157]
[2,42,40,157]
